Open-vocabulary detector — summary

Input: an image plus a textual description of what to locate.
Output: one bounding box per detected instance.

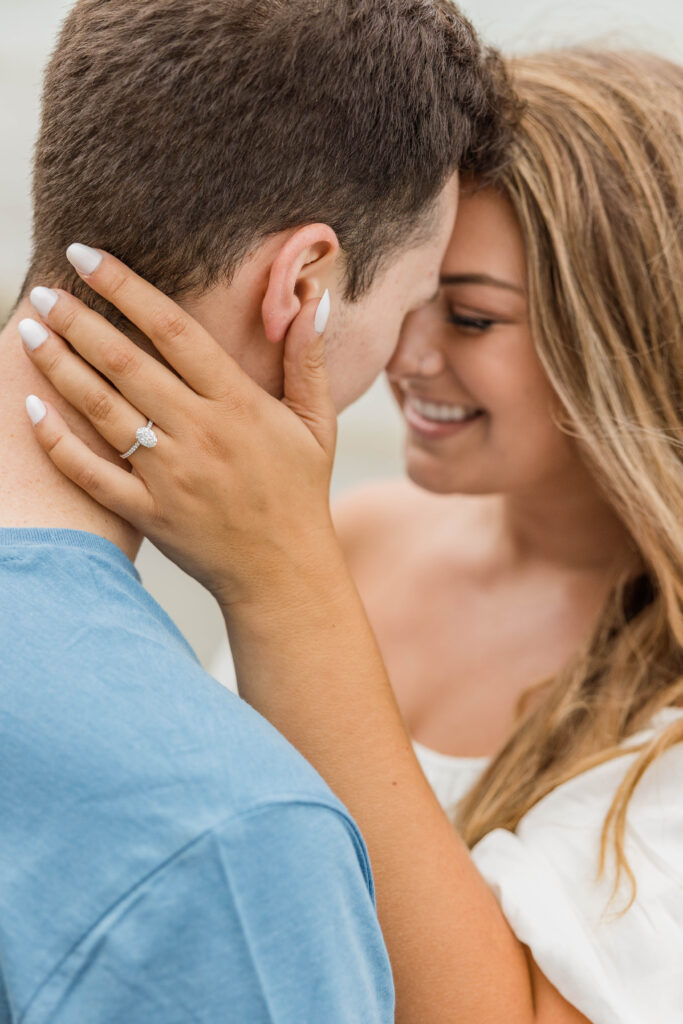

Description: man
[0,0,514,1020]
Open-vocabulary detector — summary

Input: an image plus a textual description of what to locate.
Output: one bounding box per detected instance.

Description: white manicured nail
[26,395,47,425]
[30,287,58,318]
[314,289,330,334]
[66,243,102,275]
[18,318,49,351]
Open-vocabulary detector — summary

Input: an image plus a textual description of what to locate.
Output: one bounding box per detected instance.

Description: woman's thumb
[282,290,337,456]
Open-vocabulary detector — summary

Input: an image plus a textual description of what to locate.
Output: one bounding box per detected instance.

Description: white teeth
[409,397,478,423]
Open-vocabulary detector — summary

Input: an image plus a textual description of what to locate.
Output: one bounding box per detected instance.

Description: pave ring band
[120,420,158,460]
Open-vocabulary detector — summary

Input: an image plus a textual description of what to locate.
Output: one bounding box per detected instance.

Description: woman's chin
[404,451,476,496]
[402,442,505,497]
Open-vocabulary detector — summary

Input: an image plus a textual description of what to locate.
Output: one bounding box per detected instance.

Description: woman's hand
[21,248,338,608]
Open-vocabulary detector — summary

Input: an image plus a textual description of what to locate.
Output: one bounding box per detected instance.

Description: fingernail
[30,287,58,318]
[26,395,47,425]
[66,243,102,275]
[19,318,49,351]
[314,289,331,334]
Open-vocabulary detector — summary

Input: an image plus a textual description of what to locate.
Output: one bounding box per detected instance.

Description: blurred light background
[2,0,681,683]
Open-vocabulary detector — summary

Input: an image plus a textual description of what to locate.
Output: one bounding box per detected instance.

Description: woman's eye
[449,313,495,332]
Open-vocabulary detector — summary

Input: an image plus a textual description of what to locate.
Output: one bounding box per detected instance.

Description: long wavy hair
[456,50,683,907]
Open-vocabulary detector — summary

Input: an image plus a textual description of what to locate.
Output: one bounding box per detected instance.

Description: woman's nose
[388,312,448,379]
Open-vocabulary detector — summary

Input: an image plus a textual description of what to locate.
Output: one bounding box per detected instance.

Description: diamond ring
[120,420,158,460]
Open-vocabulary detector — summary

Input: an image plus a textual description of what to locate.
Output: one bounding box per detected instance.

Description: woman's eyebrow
[440,273,524,293]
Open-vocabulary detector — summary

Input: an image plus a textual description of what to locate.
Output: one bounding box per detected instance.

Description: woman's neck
[500,462,639,575]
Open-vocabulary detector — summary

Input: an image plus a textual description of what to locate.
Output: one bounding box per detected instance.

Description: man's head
[24,0,516,410]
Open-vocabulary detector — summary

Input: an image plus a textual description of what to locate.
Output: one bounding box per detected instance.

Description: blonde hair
[456,50,683,908]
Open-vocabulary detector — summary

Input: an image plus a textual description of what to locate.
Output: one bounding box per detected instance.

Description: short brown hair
[24,0,515,315]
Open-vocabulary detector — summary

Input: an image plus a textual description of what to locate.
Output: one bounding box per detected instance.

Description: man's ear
[262,224,340,344]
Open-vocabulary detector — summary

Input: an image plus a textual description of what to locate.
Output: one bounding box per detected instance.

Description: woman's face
[387,186,579,496]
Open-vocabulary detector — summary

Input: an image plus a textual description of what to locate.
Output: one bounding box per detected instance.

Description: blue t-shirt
[0,529,394,1023]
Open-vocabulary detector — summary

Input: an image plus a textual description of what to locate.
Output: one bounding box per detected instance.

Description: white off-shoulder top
[412,739,488,813]
[413,707,683,1024]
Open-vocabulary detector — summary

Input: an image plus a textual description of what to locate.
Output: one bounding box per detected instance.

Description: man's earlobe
[262,224,339,345]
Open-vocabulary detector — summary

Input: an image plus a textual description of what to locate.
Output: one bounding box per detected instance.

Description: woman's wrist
[216,524,349,625]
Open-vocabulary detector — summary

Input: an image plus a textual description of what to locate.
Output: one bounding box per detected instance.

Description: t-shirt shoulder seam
[20,796,368,1023]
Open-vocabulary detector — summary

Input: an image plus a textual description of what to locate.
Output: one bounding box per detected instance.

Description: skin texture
[334,187,637,758]
[13,248,589,1023]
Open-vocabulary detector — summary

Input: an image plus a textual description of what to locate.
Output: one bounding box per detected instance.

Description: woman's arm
[22,253,589,1024]
[226,536,588,1024]
[226,538,539,1022]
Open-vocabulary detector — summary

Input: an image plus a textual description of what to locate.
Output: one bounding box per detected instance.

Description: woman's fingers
[19,317,165,460]
[282,292,337,458]
[28,285,188,432]
[25,396,157,526]
[63,245,243,400]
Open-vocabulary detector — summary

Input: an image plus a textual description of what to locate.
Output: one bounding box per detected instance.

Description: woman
[20,49,683,1022]
[333,50,683,836]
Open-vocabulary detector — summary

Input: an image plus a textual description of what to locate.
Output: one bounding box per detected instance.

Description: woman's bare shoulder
[334,478,424,545]
[333,477,491,569]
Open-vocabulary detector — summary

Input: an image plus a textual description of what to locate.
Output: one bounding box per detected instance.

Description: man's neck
[0,300,142,562]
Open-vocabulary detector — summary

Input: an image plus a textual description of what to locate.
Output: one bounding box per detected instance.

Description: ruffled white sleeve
[471,713,683,1024]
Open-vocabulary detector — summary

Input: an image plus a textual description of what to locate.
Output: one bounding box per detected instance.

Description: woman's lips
[402,395,484,439]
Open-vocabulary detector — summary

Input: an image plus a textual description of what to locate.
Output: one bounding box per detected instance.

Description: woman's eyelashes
[448,311,496,332]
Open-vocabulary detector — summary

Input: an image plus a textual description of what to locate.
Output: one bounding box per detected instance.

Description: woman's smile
[402,393,485,440]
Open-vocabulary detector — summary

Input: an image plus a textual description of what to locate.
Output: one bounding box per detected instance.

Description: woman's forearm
[223,536,536,1024]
